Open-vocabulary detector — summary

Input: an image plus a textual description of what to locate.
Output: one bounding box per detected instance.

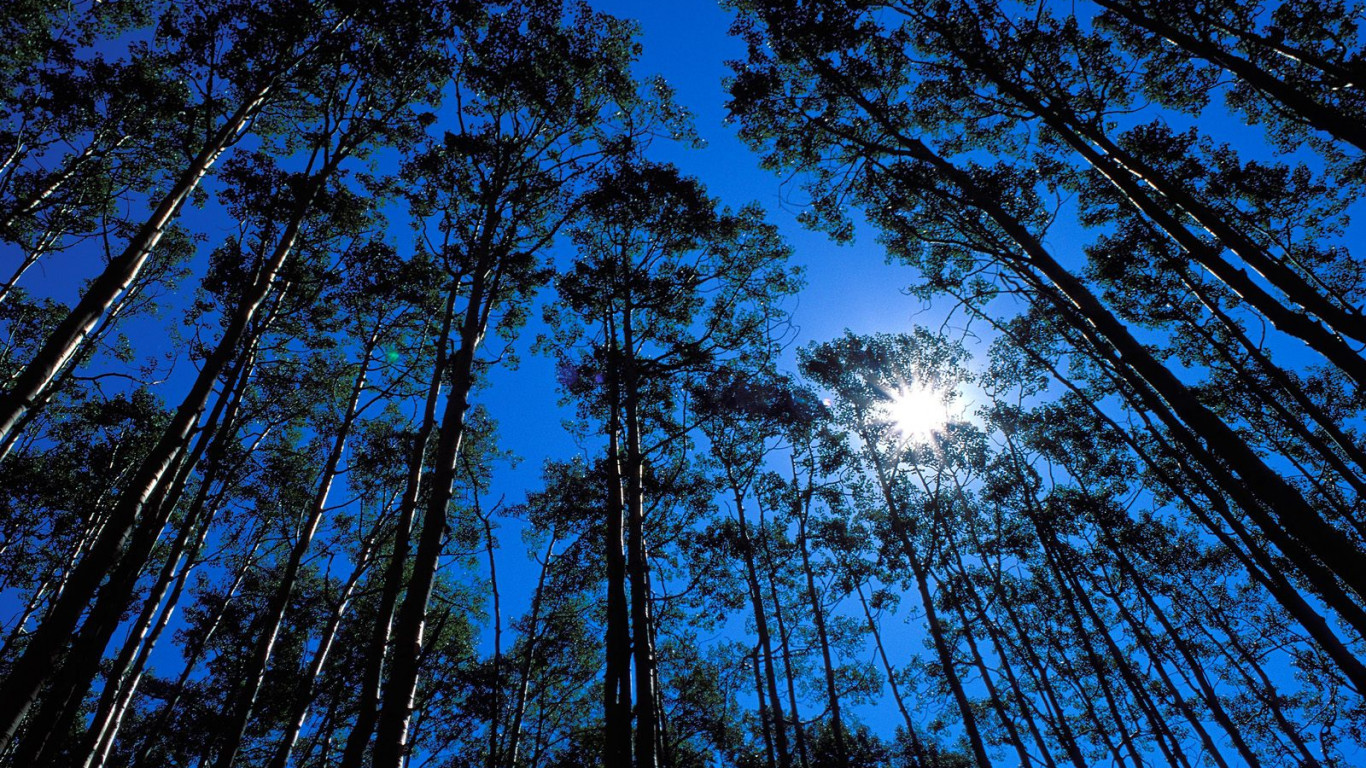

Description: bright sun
[883,384,950,441]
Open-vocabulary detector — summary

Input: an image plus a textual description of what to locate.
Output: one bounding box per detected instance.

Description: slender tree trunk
[940,506,1060,768]
[267,533,380,768]
[620,303,660,768]
[956,514,1085,768]
[951,288,1366,690]
[504,533,558,768]
[811,61,1366,609]
[0,575,49,661]
[85,503,218,768]
[794,487,847,768]
[756,502,807,768]
[0,134,129,234]
[481,507,502,768]
[1045,105,1366,381]
[1024,520,1148,768]
[79,499,220,768]
[129,533,264,768]
[753,645,777,768]
[731,489,791,768]
[908,554,993,768]
[73,334,267,768]
[0,144,343,754]
[1094,0,1366,151]
[212,331,377,768]
[12,301,270,766]
[1095,516,1264,767]
[338,288,457,768]
[1089,560,1234,768]
[300,692,343,768]
[861,439,992,768]
[1183,590,1324,767]
[946,578,1035,767]
[936,29,1366,348]
[1035,584,1136,768]
[1043,538,1194,768]
[371,261,493,768]
[602,313,633,768]
[1170,262,1366,488]
[1030,276,1366,646]
[0,271,148,459]
[0,221,63,306]
[0,88,278,450]
[930,152,1366,609]
[853,580,930,766]
[996,593,1097,768]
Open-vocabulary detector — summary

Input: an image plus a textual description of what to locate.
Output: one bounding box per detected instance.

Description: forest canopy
[0,0,1364,767]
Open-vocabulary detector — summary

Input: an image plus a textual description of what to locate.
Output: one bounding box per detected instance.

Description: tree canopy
[0,1,1363,767]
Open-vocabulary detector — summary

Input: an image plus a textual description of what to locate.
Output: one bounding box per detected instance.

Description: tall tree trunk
[909,554,993,768]
[1022,517,1150,768]
[1094,0,1366,151]
[266,532,380,768]
[75,327,269,768]
[371,260,493,768]
[954,511,1085,768]
[1093,513,1264,767]
[1087,558,1235,768]
[1169,262,1366,489]
[1181,586,1324,767]
[852,581,930,766]
[934,25,1366,348]
[622,313,660,768]
[861,438,992,768]
[793,484,847,768]
[0,575,51,661]
[212,331,377,768]
[950,287,1366,690]
[1043,536,1195,768]
[0,133,129,234]
[504,533,558,768]
[753,644,778,768]
[77,497,221,768]
[946,578,1035,767]
[481,505,502,768]
[1043,102,1366,381]
[810,59,1366,609]
[930,149,1366,609]
[83,503,217,768]
[731,489,791,768]
[757,503,807,768]
[0,148,340,753]
[338,288,457,768]
[13,302,270,767]
[1036,579,1139,768]
[602,313,633,768]
[0,87,280,450]
[129,532,265,768]
[0,220,64,306]
[994,588,1097,768]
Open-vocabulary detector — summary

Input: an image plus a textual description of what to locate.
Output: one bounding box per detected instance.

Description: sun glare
[883,384,950,441]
